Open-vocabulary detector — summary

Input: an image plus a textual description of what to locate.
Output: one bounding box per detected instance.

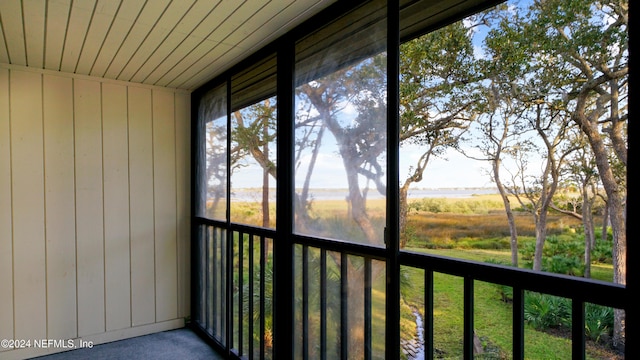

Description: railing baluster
[424,269,434,360]
[260,236,266,360]
[212,226,218,337]
[206,226,212,335]
[219,227,226,343]
[225,228,231,352]
[302,245,309,360]
[364,258,372,360]
[341,252,348,359]
[249,234,255,359]
[198,225,206,327]
[320,248,327,360]
[463,277,474,359]
[513,287,524,360]
[572,300,585,360]
[238,231,244,355]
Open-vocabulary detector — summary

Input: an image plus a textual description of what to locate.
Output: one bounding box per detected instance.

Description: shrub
[584,303,613,343]
[522,292,613,344]
[463,237,510,250]
[591,240,613,264]
[543,255,584,277]
[519,236,604,276]
[543,236,583,258]
[523,292,571,330]
[520,234,616,275]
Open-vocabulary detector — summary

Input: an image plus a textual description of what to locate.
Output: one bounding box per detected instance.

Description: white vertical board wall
[75,78,106,337]
[0,66,191,359]
[10,70,47,341]
[128,86,156,327]
[0,68,13,346]
[43,75,77,341]
[102,83,132,332]
[153,90,178,322]
[175,94,191,318]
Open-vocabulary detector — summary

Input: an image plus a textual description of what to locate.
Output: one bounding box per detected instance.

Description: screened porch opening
[190,0,631,359]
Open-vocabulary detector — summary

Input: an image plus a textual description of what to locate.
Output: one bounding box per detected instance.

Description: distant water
[406,188,497,199]
[230,188,497,202]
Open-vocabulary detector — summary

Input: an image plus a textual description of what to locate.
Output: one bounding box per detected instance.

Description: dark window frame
[190,0,636,358]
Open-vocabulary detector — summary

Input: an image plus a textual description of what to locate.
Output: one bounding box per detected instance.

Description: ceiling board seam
[73,0,99,74]
[115,0,173,80]
[42,1,47,68]
[168,1,270,86]
[172,0,274,89]
[180,0,299,90]
[0,8,11,63]
[151,0,248,86]
[88,0,124,76]
[22,0,48,69]
[138,0,223,84]
[227,0,283,50]
[277,0,328,39]
[59,0,75,71]
[127,0,198,82]
[100,0,149,79]
[226,0,290,55]
[20,1,27,65]
[44,0,71,71]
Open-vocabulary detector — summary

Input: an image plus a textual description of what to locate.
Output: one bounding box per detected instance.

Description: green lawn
[399,247,615,359]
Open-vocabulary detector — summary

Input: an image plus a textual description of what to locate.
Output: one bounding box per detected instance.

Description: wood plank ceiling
[0,0,336,91]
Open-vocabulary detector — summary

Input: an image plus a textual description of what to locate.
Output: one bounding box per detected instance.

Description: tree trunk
[493,160,518,266]
[601,202,609,243]
[533,211,547,271]
[262,120,270,228]
[573,108,626,349]
[503,195,519,267]
[399,183,410,248]
[345,164,378,244]
[582,194,593,278]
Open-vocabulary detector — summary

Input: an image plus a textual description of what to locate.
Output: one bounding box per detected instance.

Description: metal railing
[192,217,627,359]
[193,218,274,360]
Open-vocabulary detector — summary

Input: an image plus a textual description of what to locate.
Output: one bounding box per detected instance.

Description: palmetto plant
[584,303,613,343]
[523,292,571,330]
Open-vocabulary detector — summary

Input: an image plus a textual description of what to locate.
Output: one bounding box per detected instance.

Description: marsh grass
[404,195,584,250]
